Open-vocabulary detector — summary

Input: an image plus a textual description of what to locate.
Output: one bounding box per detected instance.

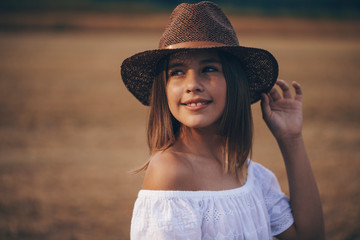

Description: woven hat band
[165,41,227,49]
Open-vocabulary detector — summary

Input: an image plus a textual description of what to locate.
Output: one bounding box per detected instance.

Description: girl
[121,1,325,239]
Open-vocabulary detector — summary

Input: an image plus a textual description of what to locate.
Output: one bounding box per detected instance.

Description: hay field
[0,16,359,239]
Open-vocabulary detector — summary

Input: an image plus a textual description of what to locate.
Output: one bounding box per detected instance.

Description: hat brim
[121,46,278,106]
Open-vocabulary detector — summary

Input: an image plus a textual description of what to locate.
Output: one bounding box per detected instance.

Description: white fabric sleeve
[130,192,202,240]
[253,163,295,236]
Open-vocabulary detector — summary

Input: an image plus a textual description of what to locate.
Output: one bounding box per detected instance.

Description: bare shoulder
[142,149,196,190]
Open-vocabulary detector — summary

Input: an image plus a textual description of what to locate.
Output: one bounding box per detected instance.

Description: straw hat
[121,1,278,106]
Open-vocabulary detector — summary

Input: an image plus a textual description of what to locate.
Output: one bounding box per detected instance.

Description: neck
[174,125,225,159]
[173,125,248,185]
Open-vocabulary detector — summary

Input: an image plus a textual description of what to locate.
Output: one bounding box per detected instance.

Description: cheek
[215,79,227,108]
[167,80,183,96]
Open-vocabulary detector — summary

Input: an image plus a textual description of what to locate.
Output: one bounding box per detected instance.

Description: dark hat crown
[159,1,239,48]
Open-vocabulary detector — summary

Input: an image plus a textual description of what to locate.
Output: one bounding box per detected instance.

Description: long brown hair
[133,50,253,174]
[218,51,253,174]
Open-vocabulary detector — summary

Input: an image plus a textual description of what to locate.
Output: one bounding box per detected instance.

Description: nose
[185,70,204,93]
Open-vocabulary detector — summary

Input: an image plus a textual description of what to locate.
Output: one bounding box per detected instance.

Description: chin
[182,121,217,130]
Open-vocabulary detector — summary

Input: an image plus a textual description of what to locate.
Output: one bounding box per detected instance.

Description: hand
[260,80,303,141]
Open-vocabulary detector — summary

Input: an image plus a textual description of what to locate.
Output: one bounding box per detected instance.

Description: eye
[168,69,184,77]
[202,66,218,73]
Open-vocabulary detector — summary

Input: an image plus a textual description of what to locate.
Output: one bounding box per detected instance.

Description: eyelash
[169,70,183,77]
[168,66,219,77]
[202,66,218,73]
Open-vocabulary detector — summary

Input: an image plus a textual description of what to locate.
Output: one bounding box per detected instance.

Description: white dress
[131,161,294,240]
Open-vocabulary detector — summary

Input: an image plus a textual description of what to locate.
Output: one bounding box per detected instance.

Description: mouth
[181,99,212,109]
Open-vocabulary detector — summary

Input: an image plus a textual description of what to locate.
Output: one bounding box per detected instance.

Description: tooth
[190,103,196,107]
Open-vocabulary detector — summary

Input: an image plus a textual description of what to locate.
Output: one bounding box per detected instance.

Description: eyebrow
[168,62,185,69]
[168,58,221,69]
[200,58,221,65]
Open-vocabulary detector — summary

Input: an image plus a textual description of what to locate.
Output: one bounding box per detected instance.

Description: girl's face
[166,50,227,130]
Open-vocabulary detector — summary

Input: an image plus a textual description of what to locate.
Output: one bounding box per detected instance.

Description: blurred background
[0,0,359,239]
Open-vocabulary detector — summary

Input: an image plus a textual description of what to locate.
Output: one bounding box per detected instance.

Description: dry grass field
[0,14,359,239]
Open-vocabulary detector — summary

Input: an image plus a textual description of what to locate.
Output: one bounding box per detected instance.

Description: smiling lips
[181,99,212,110]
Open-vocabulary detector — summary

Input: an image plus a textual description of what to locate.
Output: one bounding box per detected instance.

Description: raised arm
[261,80,325,240]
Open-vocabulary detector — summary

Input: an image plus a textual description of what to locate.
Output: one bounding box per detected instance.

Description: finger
[292,81,303,102]
[260,93,271,120]
[276,79,292,99]
[266,92,274,102]
[269,87,282,101]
